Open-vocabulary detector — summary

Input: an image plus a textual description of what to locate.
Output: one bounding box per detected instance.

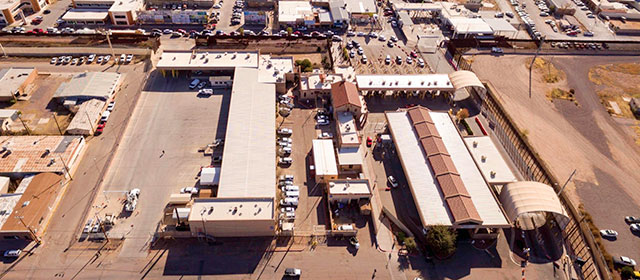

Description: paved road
[3,47,151,57]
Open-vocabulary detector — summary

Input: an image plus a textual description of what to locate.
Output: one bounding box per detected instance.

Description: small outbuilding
[200,167,221,186]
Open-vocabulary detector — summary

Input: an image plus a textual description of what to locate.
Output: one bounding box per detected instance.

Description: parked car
[95,124,104,135]
[385,55,391,64]
[396,56,402,65]
[213,156,222,163]
[100,111,110,123]
[417,58,425,68]
[119,53,126,63]
[387,176,399,188]
[107,101,115,112]
[284,268,301,277]
[279,157,293,165]
[189,79,201,89]
[491,47,504,54]
[126,54,133,63]
[626,216,640,223]
[366,136,373,147]
[631,223,640,232]
[280,198,298,206]
[278,128,293,135]
[614,256,636,267]
[319,132,333,139]
[180,187,199,195]
[600,229,618,238]
[317,119,330,126]
[4,250,21,258]
[50,57,57,64]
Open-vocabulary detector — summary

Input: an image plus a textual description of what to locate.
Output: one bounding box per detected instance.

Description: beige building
[189,68,277,237]
[188,197,275,237]
[336,111,359,148]
[0,68,38,101]
[312,139,338,183]
[0,0,49,25]
[327,179,372,203]
[298,73,343,100]
[0,109,18,133]
[70,0,142,25]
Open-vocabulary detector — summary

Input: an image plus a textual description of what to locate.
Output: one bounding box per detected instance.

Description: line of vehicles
[50,53,134,66]
[598,216,640,271]
[278,127,293,165]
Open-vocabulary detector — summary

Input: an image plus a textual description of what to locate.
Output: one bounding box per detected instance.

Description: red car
[95,124,105,135]
[177,29,187,34]
[410,51,418,58]
[366,136,373,147]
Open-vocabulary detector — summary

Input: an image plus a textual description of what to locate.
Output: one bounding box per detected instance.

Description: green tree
[404,237,417,252]
[286,27,293,35]
[425,225,457,257]
[621,266,634,279]
[238,27,244,35]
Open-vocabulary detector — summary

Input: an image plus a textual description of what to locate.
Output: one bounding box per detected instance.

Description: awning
[498,181,569,230]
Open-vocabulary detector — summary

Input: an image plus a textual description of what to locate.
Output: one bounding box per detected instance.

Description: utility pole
[557,169,577,196]
[15,216,40,244]
[529,36,545,99]
[85,111,95,134]
[17,113,30,135]
[0,43,7,57]
[58,155,73,180]
[51,113,63,135]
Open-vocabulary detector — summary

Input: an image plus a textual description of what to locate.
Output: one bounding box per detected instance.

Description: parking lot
[88,74,230,257]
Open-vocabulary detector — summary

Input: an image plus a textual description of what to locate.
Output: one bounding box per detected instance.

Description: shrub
[396,231,406,243]
[286,27,293,35]
[461,119,474,135]
[425,225,457,257]
[404,237,417,252]
[621,266,633,279]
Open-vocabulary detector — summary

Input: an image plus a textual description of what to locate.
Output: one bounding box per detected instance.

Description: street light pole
[529,36,545,99]
[557,169,577,196]
[15,216,40,244]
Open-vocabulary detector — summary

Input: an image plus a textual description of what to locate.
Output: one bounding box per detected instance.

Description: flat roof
[54,72,121,101]
[200,167,220,185]
[188,197,274,221]
[344,0,377,14]
[483,18,518,33]
[386,110,508,228]
[62,11,109,21]
[0,109,17,120]
[0,136,84,174]
[218,68,275,198]
[464,136,518,185]
[337,112,360,146]
[448,18,494,35]
[392,2,443,11]
[329,179,371,196]
[157,51,259,70]
[258,55,294,84]
[65,99,105,133]
[278,1,313,23]
[312,139,338,176]
[329,0,349,22]
[108,0,143,11]
[300,74,343,91]
[337,147,363,166]
[356,74,454,91]
[0,68,35,98]
[1,173,65,232]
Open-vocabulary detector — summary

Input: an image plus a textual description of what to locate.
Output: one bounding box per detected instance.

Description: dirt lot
[472,54,640,269]
[588,63,640,119]
[1,73,73,135]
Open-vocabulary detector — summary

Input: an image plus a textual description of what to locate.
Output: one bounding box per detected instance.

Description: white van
[338,224,354,231]
[280,197,298,206]
[282,185,299,192]
[285,191,299,197]
[189,79,201,89]
[280,212,295,219]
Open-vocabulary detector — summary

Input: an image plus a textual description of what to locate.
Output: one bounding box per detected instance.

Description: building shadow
[413,241,503,280]
[155,237,271,276]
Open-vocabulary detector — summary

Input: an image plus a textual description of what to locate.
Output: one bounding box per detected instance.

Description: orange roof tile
[331,81,361,109]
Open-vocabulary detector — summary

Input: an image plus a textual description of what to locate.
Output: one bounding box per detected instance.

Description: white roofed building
[385,107,509,238]
[312,139,338,183]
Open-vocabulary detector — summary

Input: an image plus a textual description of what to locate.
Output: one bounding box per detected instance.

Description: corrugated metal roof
[54,72,121,101]
[218,68,275,198]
